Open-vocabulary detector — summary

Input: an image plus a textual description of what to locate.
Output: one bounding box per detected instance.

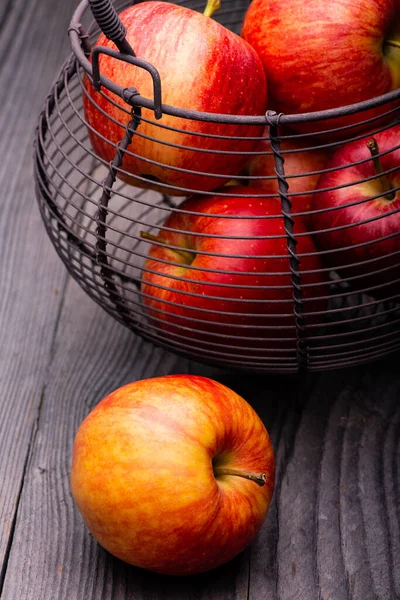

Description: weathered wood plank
[0,0,77,583]
[247,364,400,600]
[1,278,253,600]
[1,0,399,596]
[3,267,399,599]
[4,264,400,600]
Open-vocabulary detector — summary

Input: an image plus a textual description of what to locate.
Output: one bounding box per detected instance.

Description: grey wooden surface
[0,0,399,599]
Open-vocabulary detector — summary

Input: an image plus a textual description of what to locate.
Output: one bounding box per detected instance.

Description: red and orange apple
[245,133,331,221]
[242,0,400,138]
[311,124,400,298]
[83,0,267,195]
[140,187,328,359]
[71,374,275,575]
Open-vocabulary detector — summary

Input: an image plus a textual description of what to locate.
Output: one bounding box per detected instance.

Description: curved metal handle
[92,46,163,119]
[88,0,135,55]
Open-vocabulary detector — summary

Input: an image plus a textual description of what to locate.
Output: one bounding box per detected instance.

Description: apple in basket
[140,187,327,361]
[71,374,275,575]
[311,124,400,299]
[242,0,400,138]
[83,0,267,196]
[245,132,331,223]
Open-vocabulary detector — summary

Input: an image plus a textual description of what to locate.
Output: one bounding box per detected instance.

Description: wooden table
[1,0,399,598]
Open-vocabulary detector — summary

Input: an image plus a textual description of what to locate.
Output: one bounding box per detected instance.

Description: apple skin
[242,0,400,139]
[70,374,275,575]
[83,1,267,196]
[311,124,400,298]
[245,134,331,221]
[141,187,327,358]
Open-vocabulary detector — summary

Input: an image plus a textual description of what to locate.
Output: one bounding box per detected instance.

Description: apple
[245,132,331,221]
[140,187,328,360]
[70,374,275,575]
[241,0,400,138]
[83,0,267,196]
[311,124,400,299]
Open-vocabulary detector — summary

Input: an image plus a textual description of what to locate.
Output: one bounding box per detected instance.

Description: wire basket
[34,0,400,373]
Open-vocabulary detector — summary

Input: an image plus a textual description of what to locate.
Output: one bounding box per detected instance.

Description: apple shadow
[105,545,250,599]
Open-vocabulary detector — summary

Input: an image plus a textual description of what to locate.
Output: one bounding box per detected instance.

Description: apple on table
[71,374,275,575]
[83,0,267,195]
[242,0,400,139]
[140,187,328,361]
[311,124,400,299]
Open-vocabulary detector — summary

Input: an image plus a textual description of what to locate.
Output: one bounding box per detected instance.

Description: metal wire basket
[34,0,400,373]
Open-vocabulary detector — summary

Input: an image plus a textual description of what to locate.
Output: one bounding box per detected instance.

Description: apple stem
[140,231,195,264]
[385,39,400,50]
[366,138,395,201]
[224,178,241,187]
[203,0,221,18]
[214,466,267,487]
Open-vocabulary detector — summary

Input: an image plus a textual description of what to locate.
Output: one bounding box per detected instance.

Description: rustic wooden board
[254,365,400,600]
[1,0,399,597]
[0,278,247,600]
[2,277,399,599]
[0,0,77,584]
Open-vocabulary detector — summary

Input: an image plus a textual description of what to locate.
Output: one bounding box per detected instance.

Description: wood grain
[1,0,399,597]
[1,278,248,600]
[3,268,399,600]
[250,366,400,600]
[0,0,77,583]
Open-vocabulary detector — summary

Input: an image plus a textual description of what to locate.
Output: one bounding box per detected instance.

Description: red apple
[140,187,328,361]
[241,0,400,138]
[245,133,331,221]
[71,374,275,575]
[311,124,400,299]
[83,0,267,196]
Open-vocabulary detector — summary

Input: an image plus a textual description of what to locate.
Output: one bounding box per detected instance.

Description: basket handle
[87,0,135,55]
